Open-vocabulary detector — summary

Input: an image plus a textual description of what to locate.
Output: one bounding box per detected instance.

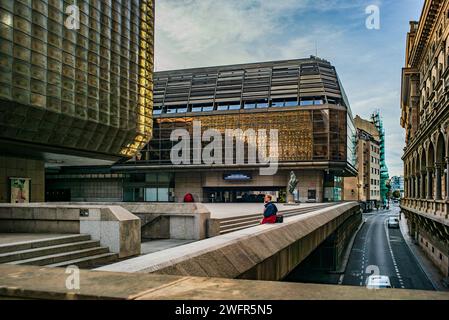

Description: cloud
[154,0,362,70]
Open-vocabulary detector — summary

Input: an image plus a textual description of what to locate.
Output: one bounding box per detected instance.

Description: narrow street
[342,205,434,290]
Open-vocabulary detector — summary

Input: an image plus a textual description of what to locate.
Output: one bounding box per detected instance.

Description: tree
[385,179,392,209]
[392,190,401,199]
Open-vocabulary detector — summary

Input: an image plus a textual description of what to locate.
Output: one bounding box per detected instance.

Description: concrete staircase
[0,234,118,269]
[217,203,337,235]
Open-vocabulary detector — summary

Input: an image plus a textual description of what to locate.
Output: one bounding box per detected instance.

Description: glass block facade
[0,0,153,158]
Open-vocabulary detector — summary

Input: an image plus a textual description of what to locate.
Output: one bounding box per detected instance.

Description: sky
[154,0,424,177]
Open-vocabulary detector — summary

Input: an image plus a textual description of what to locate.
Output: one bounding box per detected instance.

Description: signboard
[223,173,252,181]
[10,178,31,203]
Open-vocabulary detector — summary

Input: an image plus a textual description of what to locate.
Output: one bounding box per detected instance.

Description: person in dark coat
[261,194,278,224]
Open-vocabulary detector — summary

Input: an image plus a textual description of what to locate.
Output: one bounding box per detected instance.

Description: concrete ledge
[0,265,447,300]
[40,202,211,240]
[0,204,140,258]
[97,202,360,280]
[124,203,210,240]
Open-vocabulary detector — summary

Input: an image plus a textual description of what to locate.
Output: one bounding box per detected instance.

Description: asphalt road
[342,205,435,290]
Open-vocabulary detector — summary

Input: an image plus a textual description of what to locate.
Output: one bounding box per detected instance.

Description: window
[284,99,298,107]
[166,105,187,114]
[218,101,241,111]
[256,100,269,108]
[191,106,203,112]
[271,98,298,107]
[244,99,267,109]
[271,100,285,107]
[190,103,214,112]
[299,96,323,106]
[243,101,256,109]
[300,99,314,106]
[217,104,228,111]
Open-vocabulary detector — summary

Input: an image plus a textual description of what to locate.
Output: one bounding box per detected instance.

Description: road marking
[384,217,405,289]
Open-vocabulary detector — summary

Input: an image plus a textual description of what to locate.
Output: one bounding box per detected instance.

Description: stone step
[219,206,326,227]
[220,206,330,228]
[0,234,91,254]
[220,220,261,232]
[218,204,333,224]
[47,253,118,269]
[0,240,100,263]
[7,247,110,266]
[219,205,335,234]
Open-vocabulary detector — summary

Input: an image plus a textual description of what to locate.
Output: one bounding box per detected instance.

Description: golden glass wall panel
[0,0,154,158]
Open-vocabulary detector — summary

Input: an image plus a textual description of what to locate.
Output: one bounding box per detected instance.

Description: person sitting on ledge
[261,194,278,224]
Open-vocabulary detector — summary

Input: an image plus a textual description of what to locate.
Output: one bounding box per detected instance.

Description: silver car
[388,217,399,229]
[366,275,392,289]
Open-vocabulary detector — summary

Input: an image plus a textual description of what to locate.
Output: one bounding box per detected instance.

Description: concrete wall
[46,178,123,202]
[0,155,45,203]
[343,176,359,201]
[47,202,211,241]
[418,231,449,277]
[125,203,210,240]
[0,204,141,258]
[174,172,204,203]
[294,170,323,203]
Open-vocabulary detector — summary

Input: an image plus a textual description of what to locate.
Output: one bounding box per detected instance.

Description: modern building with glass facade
[47,57,357,203]
[0,0,154,202]
[390,176,404,198]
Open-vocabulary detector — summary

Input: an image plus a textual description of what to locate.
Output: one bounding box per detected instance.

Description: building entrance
[204,187,286,203]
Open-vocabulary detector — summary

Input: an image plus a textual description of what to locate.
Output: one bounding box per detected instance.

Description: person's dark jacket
[263,202,278,218]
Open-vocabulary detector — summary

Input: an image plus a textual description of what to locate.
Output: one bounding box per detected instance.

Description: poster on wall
[10,178,31,203]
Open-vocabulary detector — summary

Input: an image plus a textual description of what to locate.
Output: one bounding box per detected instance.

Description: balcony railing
[401,198,449,221]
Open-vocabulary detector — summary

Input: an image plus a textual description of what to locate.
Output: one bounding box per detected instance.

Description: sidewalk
[399,213,449,291]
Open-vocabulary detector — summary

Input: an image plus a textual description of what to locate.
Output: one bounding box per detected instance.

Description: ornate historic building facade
[0,0,154,202]
[401,0,449,278]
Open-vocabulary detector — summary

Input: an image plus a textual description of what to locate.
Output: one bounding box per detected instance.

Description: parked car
[388,217,400,229]
[366,275,392,289]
